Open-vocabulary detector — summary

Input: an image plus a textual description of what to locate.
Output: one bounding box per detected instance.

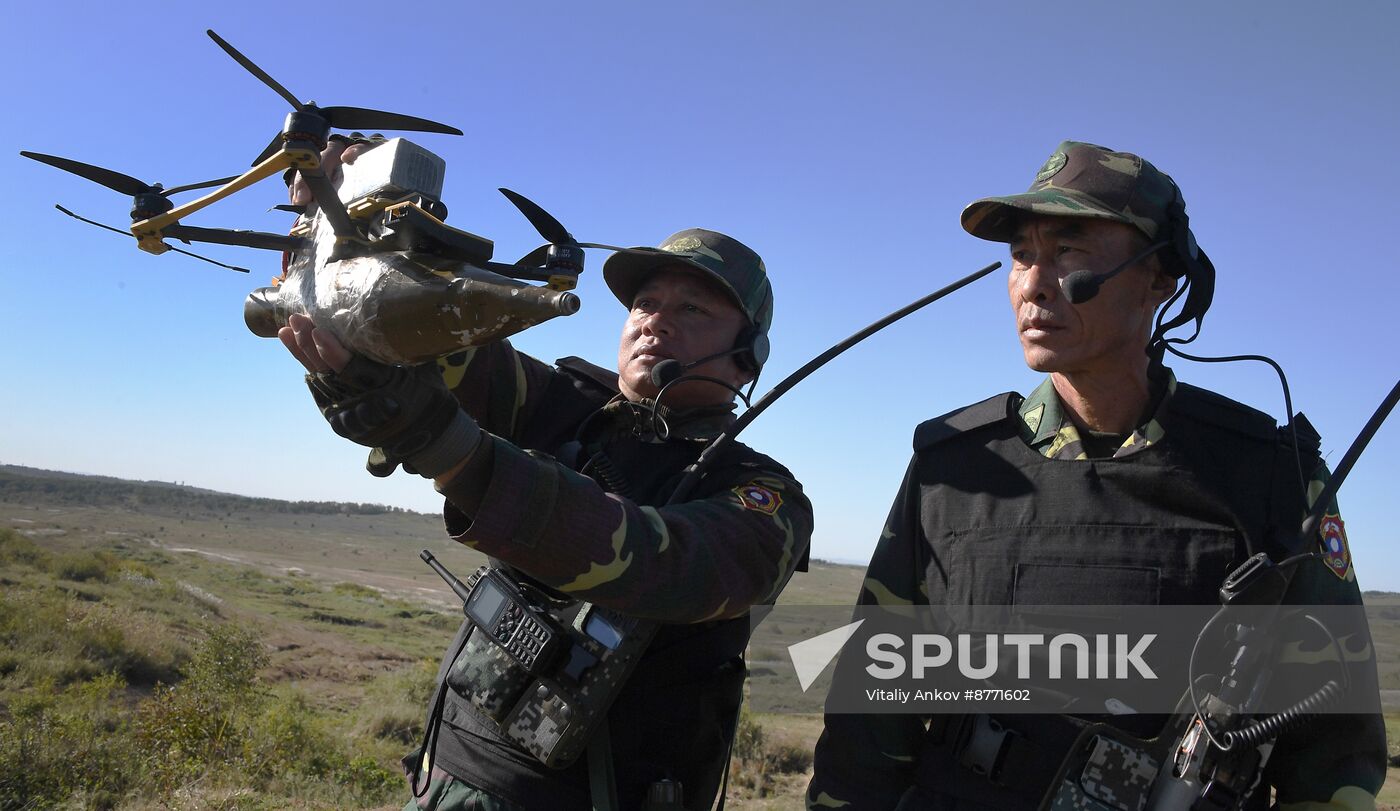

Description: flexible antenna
[668,261,1001,505]
[54,205,250,273]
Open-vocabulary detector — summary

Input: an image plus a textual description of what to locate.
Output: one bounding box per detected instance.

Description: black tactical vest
[428,360,782,810]
[899,384,1307,811]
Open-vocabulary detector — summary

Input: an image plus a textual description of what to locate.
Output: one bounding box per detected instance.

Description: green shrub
[767,740,813,774]
[117,559,158,582]
[0,587,187,689]
[729,708,812,797]
[52,550,116,583]
[135,624,268,791]
[362,706,422,746]
[243,690,344,781]
[333,581,382,599]
[338,754,403,800]
[0,528,48,568]
[353,660,437,747]
[0,673,137,810]
[0,590,101,686]
[182,623,266,697]
[77,603,186,687]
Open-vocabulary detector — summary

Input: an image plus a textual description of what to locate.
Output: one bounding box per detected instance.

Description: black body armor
[899,384,1305,811]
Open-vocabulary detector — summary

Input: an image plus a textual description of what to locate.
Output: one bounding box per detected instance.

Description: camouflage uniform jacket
[425,340,813,809]
[807,372,1383,811]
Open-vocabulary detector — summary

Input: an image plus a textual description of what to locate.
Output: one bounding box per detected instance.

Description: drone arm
[129,143,320,254]
[297,168,356,239]
[163,224,306,252]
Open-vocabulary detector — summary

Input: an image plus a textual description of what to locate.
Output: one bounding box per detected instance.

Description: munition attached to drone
[241,135,584,364]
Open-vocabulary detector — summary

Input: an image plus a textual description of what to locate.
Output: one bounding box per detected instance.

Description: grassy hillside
[0,467,855,809]
[1,465,1390,809]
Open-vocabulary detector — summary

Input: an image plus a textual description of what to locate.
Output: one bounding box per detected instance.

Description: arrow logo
[787,619,865,692]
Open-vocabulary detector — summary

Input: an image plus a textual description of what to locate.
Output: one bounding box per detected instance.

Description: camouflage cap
[961,141,1185,246]
[602,228,774,332]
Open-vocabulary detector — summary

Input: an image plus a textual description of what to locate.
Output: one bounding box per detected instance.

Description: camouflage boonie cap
[961,140,1185,247]
[602,228,774,332]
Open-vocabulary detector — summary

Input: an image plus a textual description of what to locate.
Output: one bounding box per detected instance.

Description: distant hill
[0,464,422,517]
[0,463,867,608]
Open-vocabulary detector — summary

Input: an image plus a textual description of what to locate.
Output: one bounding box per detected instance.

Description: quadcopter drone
[22,29,662,364]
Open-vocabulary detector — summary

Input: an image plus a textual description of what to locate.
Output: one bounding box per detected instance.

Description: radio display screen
[584,611,624,651]
[466,578,508,626]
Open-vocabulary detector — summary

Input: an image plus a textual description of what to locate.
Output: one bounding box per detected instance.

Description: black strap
[913,393,1017,450]
[587,728,619,811]
[556,355,622,393]
[411,630,474,798]
[713,714,737,811]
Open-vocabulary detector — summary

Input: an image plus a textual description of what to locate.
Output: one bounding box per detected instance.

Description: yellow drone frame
[129,143,320,255]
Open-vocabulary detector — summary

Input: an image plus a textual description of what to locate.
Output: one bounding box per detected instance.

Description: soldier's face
[1008,216,1176,379]
[617,267,752,409]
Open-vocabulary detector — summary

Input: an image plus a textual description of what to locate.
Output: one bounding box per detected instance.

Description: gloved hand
[305,354,482,479]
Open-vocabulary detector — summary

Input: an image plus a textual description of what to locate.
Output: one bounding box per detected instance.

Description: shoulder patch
[913,393,1017,451]
[1171,383,1276,442]
[554,355,619,395]
[733,483,783,515]
[1318,512,1353,581]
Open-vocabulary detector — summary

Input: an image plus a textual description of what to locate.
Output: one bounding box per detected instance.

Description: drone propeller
[498,187,666,270]
[206,30,463,166]
[53,205,250,273]
[499,187,572,245]
[206,29,302,110]
[512,244,552,269]
[21,151,236,198]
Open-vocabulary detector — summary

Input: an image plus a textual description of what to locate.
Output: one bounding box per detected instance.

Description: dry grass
[4,472,1393,809]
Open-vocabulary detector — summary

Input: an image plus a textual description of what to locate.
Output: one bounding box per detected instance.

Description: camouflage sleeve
[434,341,592,443]
[1267,464,1386,808]
[807,458,928,810]
[438,437,812,623]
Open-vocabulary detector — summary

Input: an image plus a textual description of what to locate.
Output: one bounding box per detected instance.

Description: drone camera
[339,138,446,210]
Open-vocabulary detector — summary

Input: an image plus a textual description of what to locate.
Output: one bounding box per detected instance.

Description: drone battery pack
[338,137,446,205]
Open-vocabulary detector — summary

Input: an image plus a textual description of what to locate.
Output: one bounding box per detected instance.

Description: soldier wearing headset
[284,140,813,811]
[806,141,1384,811]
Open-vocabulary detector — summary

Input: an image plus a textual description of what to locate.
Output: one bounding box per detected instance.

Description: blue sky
[4,2,1397,585]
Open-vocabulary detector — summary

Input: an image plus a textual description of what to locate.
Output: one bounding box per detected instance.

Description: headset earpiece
[732,323,769,374]
[732,284,774,375]
[748,330,770,373]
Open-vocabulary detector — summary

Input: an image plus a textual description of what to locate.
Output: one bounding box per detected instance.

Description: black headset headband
[1151,184,1215,350]
[732,284,774,374]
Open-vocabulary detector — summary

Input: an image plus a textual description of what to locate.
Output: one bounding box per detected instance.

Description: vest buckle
[955,714,1018,784]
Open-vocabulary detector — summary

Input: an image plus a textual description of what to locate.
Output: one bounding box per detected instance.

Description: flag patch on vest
[733,484,782,515]
[1318,513,1352,580]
